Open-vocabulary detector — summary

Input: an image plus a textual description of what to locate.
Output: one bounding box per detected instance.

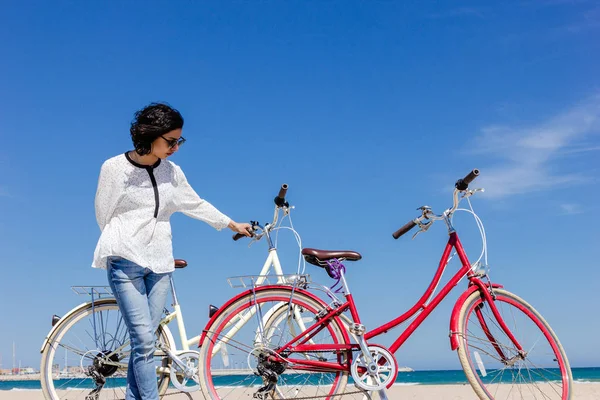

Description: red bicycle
[197,170,572,400]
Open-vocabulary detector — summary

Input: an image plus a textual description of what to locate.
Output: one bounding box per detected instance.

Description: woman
[92,103,251,399]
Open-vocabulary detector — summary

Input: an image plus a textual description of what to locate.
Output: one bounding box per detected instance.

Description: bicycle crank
[351,345,398,391]
[169,350,200,392]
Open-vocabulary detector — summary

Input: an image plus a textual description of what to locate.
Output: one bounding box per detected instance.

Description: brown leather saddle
[301,248,361,278]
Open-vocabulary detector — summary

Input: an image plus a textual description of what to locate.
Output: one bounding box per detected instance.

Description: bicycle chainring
[351,345,398,391]
[169,350,200,392]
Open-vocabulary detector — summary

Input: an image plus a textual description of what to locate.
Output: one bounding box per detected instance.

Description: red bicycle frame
[275,231,524,371]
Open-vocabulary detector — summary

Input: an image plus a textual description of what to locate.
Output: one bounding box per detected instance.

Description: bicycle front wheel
[40,298,173,400]
[198,288,352,399]
[456,288,572,400]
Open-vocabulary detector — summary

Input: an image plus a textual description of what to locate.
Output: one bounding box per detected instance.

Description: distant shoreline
[0,374,40,382]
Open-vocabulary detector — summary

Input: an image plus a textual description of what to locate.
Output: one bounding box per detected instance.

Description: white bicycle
[39,184,313,400]
[197,185,366,400]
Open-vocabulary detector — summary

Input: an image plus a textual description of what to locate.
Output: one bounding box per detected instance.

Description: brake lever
[411,219,433,240]
[417,205,432,213]
[282,205,294,217]
[411,229,424,240]
[244,220,263,247]
[247,232,265,248]
[462,188,485,198]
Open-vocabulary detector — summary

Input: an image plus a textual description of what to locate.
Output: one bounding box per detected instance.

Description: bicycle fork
[475,284,526,364]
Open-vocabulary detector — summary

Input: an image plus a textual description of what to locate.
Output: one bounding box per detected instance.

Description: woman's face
[151,128,185,159]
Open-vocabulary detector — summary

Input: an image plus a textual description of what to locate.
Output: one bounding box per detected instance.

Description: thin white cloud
[560,145,600,154]
[472,95,600,198]
[427,7,485,19]
[560,203,584,215]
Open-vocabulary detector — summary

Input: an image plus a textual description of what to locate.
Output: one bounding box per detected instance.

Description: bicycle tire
[197,288,351,399]
[40,298,173,400]
[456,288,573,400]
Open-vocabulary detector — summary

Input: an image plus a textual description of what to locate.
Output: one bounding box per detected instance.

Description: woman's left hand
[228,220,253,236]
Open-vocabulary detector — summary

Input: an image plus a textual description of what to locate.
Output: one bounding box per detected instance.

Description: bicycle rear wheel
[197,288,353,399]
[456,289,572,400]
[40,298,173,400]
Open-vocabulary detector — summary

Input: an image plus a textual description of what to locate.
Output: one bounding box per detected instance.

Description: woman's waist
[103,217,172,239]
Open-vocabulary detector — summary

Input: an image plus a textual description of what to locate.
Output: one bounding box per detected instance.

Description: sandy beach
[0,384,598,399]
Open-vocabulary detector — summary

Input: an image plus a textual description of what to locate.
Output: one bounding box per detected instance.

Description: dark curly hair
[130,103,184,155]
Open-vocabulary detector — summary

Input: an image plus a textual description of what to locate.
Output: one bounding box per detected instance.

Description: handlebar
[455,169,480,191]
[392,220,417,239]
[233,232,249,241]
[277,184,288,200]
[233,183,290,241]
[274,184,289,208]
[393,169,480,239]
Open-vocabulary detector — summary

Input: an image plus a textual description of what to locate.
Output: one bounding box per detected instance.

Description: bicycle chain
[194,332,371,399]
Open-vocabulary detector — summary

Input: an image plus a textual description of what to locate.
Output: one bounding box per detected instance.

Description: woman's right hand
[228,220,253,237]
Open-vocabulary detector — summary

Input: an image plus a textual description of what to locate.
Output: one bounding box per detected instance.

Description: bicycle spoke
[457,289,571,400]
[42,301,171,400]
[199,289,349,399]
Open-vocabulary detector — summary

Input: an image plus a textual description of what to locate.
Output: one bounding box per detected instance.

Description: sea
[1,367,598,391]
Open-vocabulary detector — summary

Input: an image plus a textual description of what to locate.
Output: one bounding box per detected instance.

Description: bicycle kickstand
[377,389,389,400]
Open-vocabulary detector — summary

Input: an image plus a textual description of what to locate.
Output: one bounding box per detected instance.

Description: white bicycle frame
[160,276,199,352]
[203,202,371,398]
[208,208,360,374]
[38,286,188,379]
[210,211,308,360]
[161,202,295,359]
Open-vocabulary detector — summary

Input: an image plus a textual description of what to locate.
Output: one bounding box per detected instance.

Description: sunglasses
[160,135,186,149]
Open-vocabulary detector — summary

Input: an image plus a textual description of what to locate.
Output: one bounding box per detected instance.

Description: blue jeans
[107,257,171,400]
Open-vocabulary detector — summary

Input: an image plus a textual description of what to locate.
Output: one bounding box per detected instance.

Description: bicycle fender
[40,298,117,353]
[198,285,338,347]
[449,283,503,351]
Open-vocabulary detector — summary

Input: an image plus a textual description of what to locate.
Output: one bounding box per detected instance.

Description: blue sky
[0,1,599,371]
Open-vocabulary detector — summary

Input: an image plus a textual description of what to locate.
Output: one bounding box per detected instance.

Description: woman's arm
[95,160,121,231]
[173,165,250,235]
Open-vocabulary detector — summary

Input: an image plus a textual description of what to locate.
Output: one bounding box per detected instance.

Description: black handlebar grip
[233,233,246,241]
[463,169,480,185]
[392,220,417,239]
[274,184,289,207]
[455,169,480,190]
[277,184,288,199]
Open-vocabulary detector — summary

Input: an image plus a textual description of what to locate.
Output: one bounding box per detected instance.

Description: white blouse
[92,152,231,273]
